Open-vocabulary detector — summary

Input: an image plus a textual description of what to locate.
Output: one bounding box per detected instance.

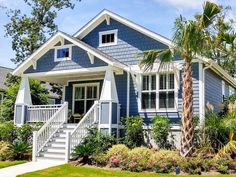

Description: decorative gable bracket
[105,14,110,25]
[31,59,37,70]
[87,52,95,64]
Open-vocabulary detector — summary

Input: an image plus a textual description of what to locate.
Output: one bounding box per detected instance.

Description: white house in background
[12,9,236,162]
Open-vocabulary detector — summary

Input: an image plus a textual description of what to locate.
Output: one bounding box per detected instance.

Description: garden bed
[17,164,236,177]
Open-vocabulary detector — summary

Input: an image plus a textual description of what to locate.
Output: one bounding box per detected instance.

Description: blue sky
[0,0,235,69]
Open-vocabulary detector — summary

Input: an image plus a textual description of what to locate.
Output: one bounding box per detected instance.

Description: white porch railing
[32,102,68,160]
[67,101,99,157]
[27,104,62,123]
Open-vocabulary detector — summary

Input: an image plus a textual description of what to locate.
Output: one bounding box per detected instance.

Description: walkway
[0,161,64,177]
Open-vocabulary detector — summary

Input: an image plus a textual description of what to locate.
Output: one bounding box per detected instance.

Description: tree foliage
[5,0,80,64]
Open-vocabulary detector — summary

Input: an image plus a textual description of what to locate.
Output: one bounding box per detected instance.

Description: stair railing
[65,101,99,162]
[32,102,68,162]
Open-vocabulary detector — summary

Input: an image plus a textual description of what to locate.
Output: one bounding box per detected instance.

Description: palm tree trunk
[180,60,194,157]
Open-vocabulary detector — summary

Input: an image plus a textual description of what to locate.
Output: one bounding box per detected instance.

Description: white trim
[222,80,225,102]
[13,31,127,76]
[74,10,172,47]
[126,72,130,117]
[139,72,178,113]
[99,29,118,47]
[72,82,100,116]
[198,62,204,127]
[54,45,72,62]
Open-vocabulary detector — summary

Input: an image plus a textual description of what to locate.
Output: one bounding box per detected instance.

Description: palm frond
[199,1,221,29]
[139,49,174,72]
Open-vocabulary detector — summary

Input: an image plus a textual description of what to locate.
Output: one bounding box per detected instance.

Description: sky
[0,0,236,69]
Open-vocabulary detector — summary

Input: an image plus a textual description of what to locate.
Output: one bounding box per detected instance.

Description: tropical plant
[140,1,222,156]
[10,141,31,160]
[125,116,144,148]
[151,116,171,149]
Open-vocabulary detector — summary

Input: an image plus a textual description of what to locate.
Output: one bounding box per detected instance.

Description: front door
[73,83,99,116]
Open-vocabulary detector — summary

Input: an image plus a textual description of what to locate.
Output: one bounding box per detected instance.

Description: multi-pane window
[54,46,71,62]
[159,74,175,109]
[73,84,99,115]
[141,73,176,110]
[99,30,118,46]
[141,75,156,109]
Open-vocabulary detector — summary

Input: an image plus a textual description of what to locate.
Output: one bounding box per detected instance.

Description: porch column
[14,76,32,126]
[99,67,119,137]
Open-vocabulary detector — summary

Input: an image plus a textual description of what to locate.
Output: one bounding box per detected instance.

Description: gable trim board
[13,31,127,76]
[74,9,173,47]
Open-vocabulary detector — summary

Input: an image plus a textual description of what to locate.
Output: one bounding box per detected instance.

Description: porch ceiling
[28,71,106,85]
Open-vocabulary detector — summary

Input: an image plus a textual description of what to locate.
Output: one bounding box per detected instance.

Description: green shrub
[124,147,153,172]
[180,157,214,175]
[214,157,231,174]
[125,116,144,148]
[16,124,33,143]
[147,150,180,173]
[0,141,13,161]
[106,144,129,167]
[151,116,170,148]
[10,141,31,160]
[226,94,236,104]
[72,128,116,164]
[91,153,107,166]
[0,121,16,142]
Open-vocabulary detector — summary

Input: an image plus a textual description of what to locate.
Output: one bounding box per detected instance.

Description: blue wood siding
[205,69,222,112]
[115,72,127,118]
[82,19,171,65]
[24,46,107,74]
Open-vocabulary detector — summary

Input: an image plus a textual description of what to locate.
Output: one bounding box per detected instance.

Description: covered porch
[14,66,122,135]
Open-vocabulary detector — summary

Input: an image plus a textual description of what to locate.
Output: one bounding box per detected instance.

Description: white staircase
[37,124,76,162]
[32,101,99,162]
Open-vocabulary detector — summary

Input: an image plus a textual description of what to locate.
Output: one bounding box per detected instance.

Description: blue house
[13,10,236,162]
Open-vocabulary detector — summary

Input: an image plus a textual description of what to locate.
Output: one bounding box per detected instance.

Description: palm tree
[140,1,221,157]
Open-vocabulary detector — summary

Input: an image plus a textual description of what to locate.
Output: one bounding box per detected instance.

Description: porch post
[14,76,32,126]
[99,66,119,136]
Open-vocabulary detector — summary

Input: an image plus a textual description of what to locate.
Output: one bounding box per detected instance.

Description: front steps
[36,123,77,162]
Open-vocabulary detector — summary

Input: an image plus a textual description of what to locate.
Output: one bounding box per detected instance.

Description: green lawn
[18,164,236,177]
[0,160,27,169]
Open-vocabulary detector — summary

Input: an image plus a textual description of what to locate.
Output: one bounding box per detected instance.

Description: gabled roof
[0,66,13,91]
[73,9,173,47]
[13,31,127,76]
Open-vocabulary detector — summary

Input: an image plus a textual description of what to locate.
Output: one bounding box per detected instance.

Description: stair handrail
[33,102,68,159]
[68,101,99,152]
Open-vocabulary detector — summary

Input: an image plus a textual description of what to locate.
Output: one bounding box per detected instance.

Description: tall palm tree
[140,1,221,157]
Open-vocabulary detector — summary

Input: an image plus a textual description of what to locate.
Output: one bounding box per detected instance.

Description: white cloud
[153,0,218,11]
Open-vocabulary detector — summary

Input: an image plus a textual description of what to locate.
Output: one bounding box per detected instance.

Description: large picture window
[73,83,99,115]
[141,73,176,110]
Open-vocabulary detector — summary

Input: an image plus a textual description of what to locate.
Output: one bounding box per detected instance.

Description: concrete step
[53,137,66,143]
[48,142,66,148]
[36,156,65,162]
[62,124,77,129]
[40,152,65,158]
[46,147,65,153]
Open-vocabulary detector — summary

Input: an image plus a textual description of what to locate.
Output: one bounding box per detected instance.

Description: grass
[18,164,236,177]
[0,160,27,169]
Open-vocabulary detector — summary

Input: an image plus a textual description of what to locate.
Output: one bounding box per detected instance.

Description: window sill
[54,57,71,62]
[139,108,178,113]
[98,42,117,47]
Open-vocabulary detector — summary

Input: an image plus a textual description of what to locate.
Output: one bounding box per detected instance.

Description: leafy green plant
[0,141,13,161]
[125,116,144,148]
[151,116,170,148]
[0,121,16,142]
[16,124,33,143]
[226,94,236,104]
[10,141,31,160]
[72,143,95,164]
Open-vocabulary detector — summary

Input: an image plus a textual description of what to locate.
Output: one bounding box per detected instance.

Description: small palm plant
[140,1,222,156]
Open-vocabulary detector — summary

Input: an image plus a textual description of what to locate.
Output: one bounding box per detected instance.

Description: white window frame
[54,45,72,62]
[72,83,100,116]
[47,98,56,105]
[140,72,178,112]
[222,80,225,101]
[99,29,118,47]
[229,86,235,96]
